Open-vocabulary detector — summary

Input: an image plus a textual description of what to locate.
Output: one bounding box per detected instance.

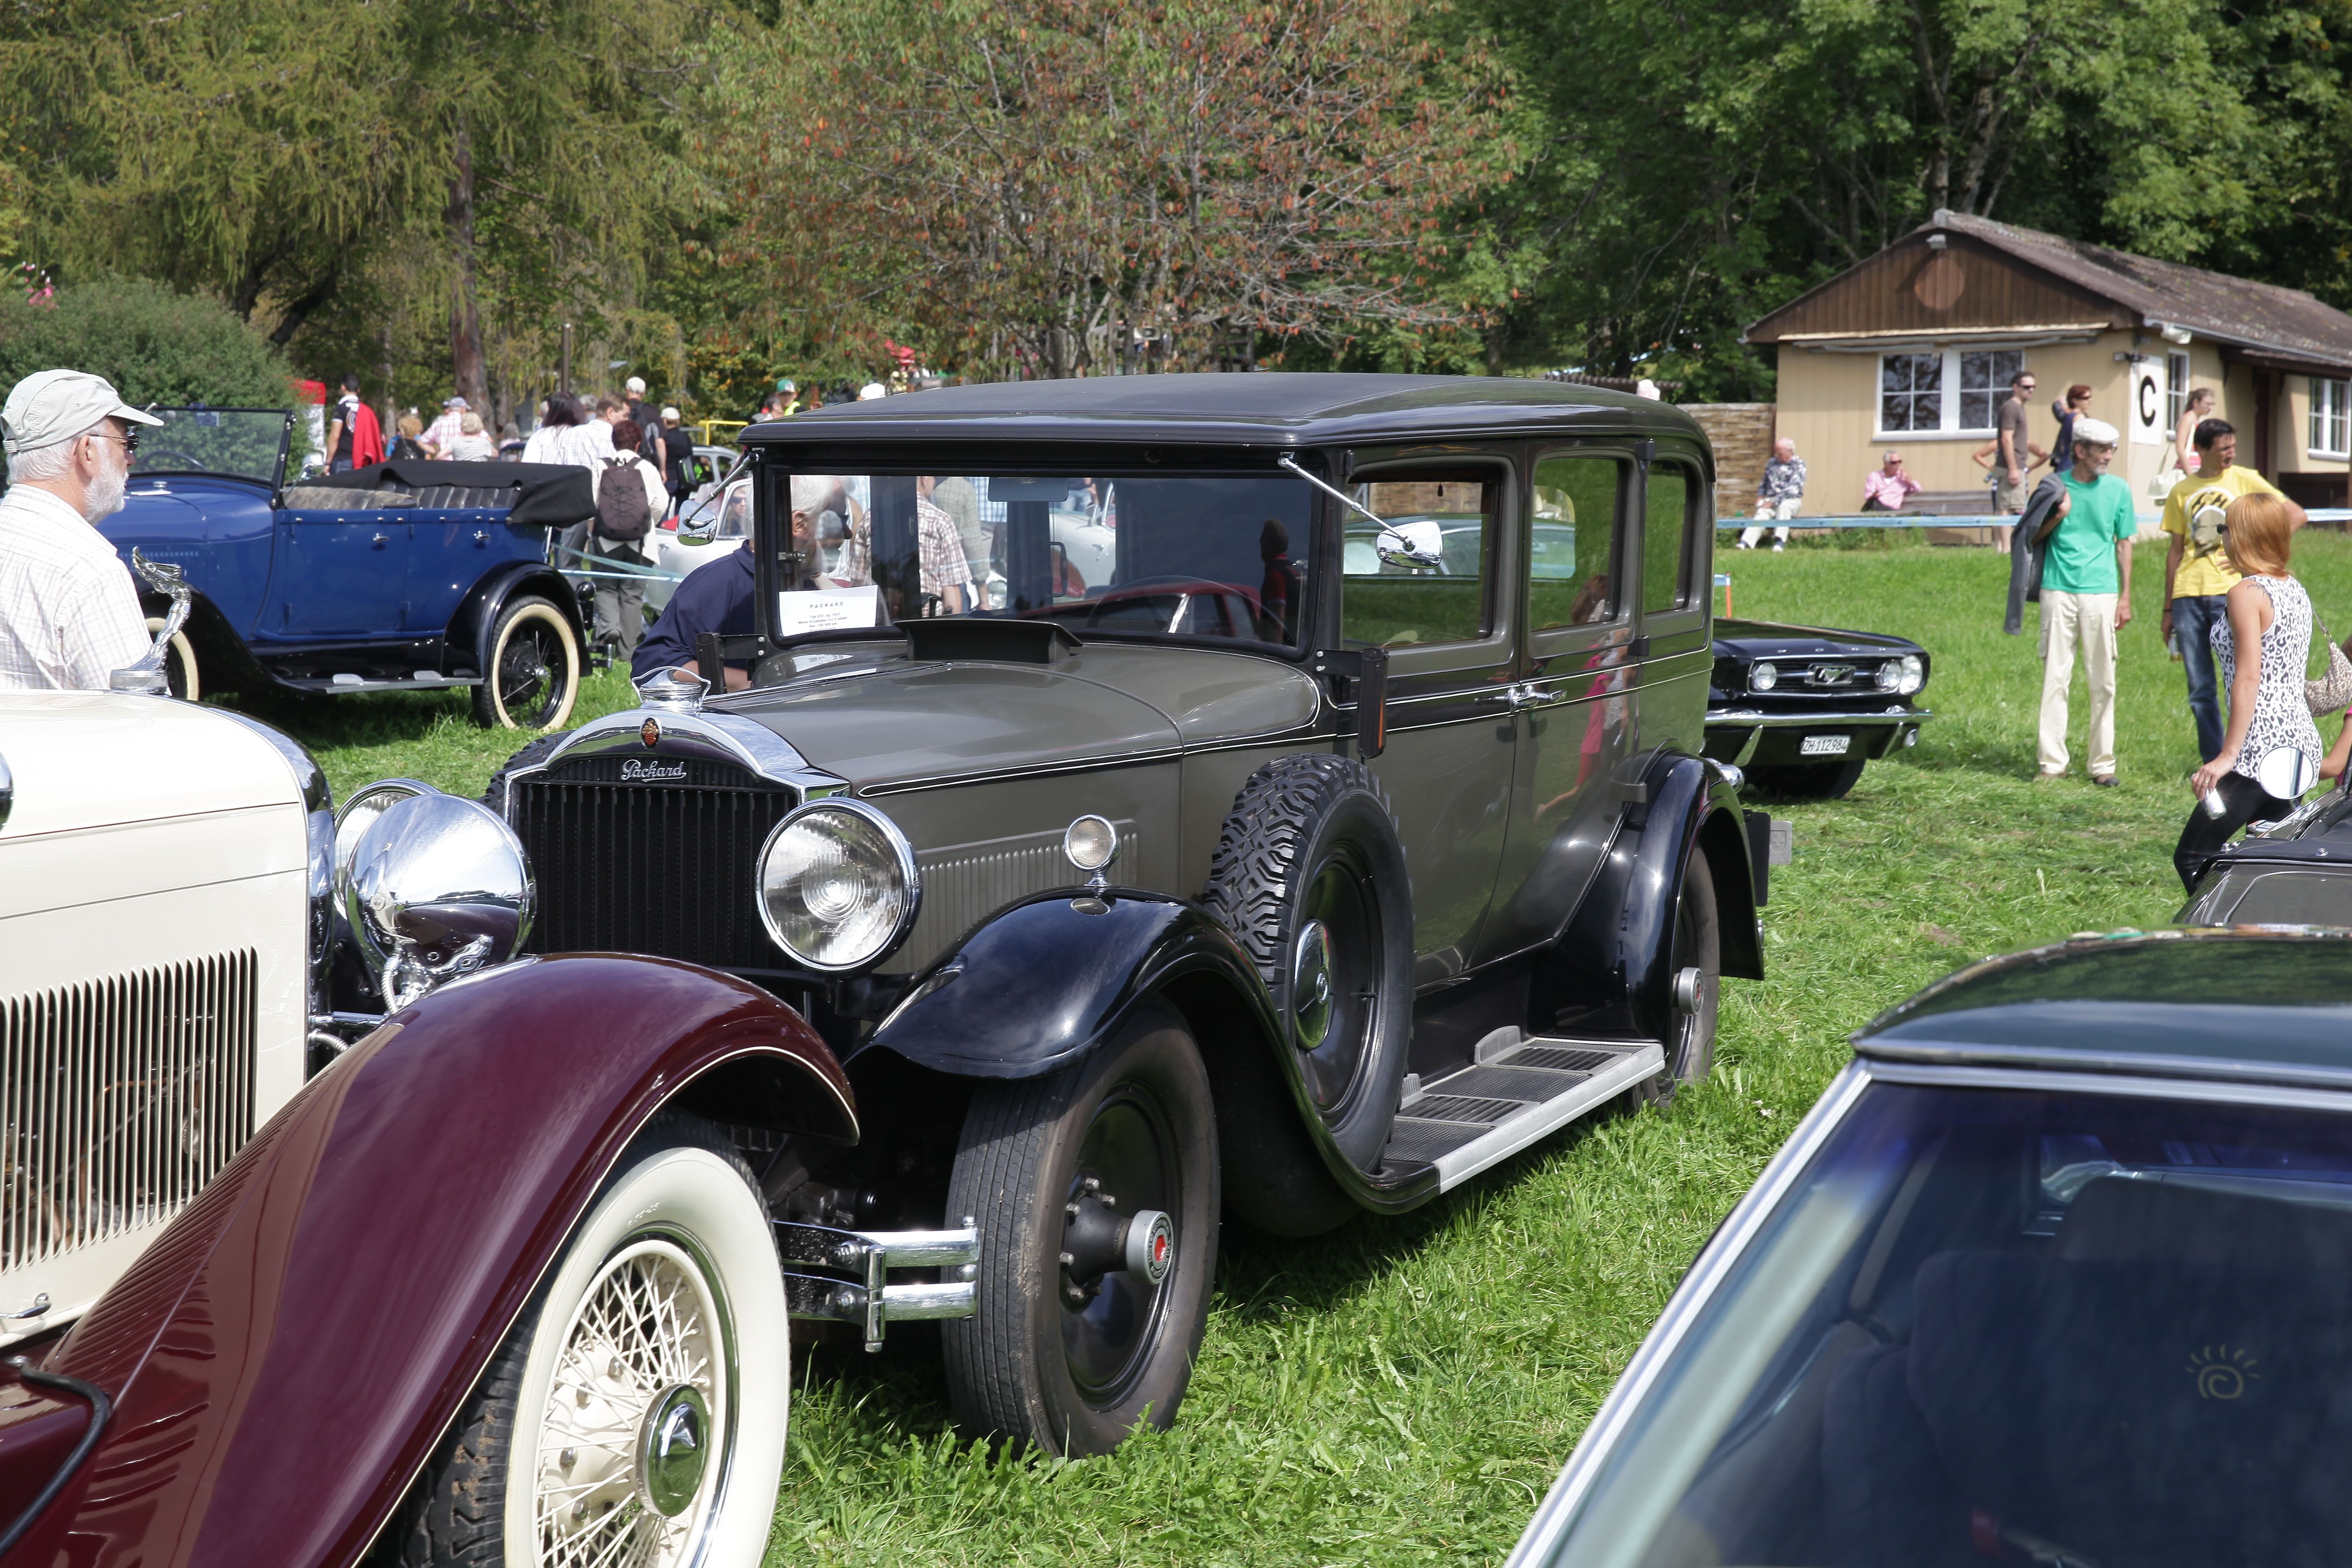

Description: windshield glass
[1537,1079,2352,1568]
[784,472,1312,647]
[131,408,289,484]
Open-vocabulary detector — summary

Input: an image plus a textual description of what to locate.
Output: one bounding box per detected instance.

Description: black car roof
[1853,929,2352,1090]
[736,373,1705,452]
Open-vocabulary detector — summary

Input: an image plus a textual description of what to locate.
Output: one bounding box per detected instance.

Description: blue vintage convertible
[98,407,595,729]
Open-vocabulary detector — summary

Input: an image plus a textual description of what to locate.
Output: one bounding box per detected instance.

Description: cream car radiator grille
[1,950,258,1272]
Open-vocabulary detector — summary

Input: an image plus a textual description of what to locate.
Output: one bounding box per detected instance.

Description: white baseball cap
[857,382,887,401]
[2,369,163,458]
[660,406,681,421]
[443,395,469,409]
[625,376,647,395]
[2072,416,2120,446]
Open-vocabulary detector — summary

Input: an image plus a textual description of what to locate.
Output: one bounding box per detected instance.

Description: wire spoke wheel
[531,1239,725,1568]
[475,595,581,732]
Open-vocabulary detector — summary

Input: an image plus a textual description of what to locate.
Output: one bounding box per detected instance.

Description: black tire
[471,596,581,732]
[943,1004,1219,1457]
[143,614,199,701]
[369,1111,788,1568]
[1201,754,1413,1171]
[1747,758,1867,800]
[1634,853,1720,1110]
[480,733,569,815]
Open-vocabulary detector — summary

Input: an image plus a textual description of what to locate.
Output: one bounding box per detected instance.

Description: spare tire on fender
[1202,755,1414,1182]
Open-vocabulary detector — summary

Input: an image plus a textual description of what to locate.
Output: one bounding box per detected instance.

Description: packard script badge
[640,718,661,748]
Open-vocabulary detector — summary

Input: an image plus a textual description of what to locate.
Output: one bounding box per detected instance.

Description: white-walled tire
[372,1112,787,1568]
[471,596,581,731]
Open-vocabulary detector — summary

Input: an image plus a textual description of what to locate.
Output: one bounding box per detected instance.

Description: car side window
[1340,470,1493,649]
[1643,465,1694,616]
[1529,455,1624,631]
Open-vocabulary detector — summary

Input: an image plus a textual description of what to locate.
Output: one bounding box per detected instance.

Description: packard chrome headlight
[1877,653,1925,695]
[1748,661,1779,693]
[756,799,920,972]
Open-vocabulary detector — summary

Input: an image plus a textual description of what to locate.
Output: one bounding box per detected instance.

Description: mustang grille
[511,757,799,970]
[1,951,258,1273]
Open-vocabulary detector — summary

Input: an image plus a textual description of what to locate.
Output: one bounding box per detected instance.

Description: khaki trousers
[2038,590,2117,776]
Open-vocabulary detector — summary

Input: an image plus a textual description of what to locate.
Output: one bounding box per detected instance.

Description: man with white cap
[0,369,164,689]
[422,395,469,458]
[2033,414,2135,785]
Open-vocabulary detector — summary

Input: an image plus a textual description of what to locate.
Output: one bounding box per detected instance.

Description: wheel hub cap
[635,1383,711,1518]
[1291,920,1335,1051]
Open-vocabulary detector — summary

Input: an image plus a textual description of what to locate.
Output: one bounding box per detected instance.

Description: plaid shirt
[0,484,151,689]
[1757,456,1807,503]
[835,497,975,602]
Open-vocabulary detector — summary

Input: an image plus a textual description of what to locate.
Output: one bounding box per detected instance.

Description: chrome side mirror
[1375,519,1446,571]
[110,548,193,695]
[345,790,534,1011]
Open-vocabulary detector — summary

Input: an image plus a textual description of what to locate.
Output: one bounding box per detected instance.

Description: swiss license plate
[1799,734,1851,757]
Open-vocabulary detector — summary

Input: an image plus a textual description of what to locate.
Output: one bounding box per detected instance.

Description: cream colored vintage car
[0,686,335,1349]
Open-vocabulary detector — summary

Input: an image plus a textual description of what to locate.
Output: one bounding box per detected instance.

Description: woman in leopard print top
[2175,493,2326,890]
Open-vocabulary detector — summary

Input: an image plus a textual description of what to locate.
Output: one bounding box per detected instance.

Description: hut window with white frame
[1877,349,2024,436]
[2311,377,2349,460]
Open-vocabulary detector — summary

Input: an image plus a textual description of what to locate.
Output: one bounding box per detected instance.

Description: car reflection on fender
[1504,927,2352,1568]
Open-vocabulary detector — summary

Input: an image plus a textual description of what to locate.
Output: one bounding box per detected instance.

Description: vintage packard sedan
[1704,619,1931,798]
[1507,927,2352,1568]
[470,372,1772,1461]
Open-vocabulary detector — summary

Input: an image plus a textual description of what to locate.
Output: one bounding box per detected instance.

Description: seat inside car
[1820,1176,2352,1568]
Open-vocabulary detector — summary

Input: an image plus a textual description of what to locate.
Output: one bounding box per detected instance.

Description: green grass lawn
[232,531,2352,1565]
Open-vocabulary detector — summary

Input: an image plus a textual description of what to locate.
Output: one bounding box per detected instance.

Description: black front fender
[860,891,1439,1215]
[452,560,585,673]
[1538,751,1762,1041]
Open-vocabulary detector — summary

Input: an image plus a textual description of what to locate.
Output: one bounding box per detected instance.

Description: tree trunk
[447,120,491,413]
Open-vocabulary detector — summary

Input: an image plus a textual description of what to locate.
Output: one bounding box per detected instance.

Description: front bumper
[774,1221,979,1352]
[1702,705,1932,767]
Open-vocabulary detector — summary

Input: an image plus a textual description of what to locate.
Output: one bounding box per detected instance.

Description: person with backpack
[587,418,666,658]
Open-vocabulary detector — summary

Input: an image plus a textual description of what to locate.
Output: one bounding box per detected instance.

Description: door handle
[473,529,489,545]
[1492,682,1567,711]
[371,532,390,547]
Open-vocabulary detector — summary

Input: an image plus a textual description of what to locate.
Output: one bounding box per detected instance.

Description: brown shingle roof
[1916,212,2352,373]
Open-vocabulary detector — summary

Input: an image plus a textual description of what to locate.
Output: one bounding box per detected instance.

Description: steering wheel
[141,447,210,471]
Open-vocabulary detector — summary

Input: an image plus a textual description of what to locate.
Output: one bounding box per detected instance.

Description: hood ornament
[635,668,708,714]
[110,548,193,696]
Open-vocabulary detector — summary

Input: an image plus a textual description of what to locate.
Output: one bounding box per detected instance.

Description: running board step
[282,672,483,693]
[1385,1035,1664,1193]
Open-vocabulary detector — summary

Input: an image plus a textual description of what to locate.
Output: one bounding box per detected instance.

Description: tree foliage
[716,0,1512,379]
[1462,0,2352,394]
[0,279,294,405]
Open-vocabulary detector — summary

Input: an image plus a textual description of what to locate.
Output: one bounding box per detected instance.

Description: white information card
[775,585,881,635]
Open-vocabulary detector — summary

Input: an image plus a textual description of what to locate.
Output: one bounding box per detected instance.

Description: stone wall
[1680,403,1774,523]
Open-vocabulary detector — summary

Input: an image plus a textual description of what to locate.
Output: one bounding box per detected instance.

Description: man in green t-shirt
[2035,417,2135,784]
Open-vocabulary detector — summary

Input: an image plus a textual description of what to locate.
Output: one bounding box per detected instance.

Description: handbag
[2307,613,2352,716]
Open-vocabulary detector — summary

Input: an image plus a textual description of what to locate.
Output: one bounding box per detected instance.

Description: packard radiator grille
[510,756,799,970]
[1,950,258,1273]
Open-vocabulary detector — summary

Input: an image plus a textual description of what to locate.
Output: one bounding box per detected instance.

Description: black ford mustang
[1705,619,1931,798]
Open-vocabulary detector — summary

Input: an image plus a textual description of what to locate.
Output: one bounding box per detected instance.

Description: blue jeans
[2172,593,2229,762]
[330,456,355,475]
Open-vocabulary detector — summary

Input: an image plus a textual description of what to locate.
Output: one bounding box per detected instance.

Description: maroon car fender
[12,954,853,1568]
